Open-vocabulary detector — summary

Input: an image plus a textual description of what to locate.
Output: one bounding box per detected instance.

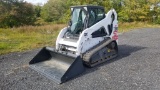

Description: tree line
[0,0,160,28]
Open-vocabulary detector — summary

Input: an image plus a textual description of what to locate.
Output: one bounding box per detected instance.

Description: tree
[0,0,36,28]
[41,0,68,22]
[35,4,42,17]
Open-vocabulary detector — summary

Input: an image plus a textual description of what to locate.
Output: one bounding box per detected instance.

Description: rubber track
[82,38,113,62]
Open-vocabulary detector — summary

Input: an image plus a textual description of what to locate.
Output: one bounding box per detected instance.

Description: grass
[119,22,160,32]
[0,24,66,55]
[0,22,160,55]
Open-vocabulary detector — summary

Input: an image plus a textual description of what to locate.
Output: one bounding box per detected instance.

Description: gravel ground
[1,28,160,90]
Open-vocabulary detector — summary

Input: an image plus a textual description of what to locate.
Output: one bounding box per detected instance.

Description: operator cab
[65,5,106,39]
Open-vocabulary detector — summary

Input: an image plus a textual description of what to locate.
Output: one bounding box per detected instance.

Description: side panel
[108,9,118,43]
[76,9,118,55]
[56,27,68,50]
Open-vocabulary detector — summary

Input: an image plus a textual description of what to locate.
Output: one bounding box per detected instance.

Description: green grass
[0,22,160,55]
[119,22,160,32]
[0,24,66,55]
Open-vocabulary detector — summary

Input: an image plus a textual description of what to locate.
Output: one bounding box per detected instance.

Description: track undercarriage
[83,38,118,67]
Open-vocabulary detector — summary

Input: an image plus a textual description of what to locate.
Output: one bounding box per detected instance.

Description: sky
[24,0,48,5]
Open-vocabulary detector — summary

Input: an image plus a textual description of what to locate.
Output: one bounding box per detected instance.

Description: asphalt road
[1,28,160,90]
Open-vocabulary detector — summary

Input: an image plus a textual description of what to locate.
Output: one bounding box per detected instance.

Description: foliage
[40,0,160,24]
[0,0,36,28]
[41,0,68,22]
[34,4,42,17]
[0,0,160,27]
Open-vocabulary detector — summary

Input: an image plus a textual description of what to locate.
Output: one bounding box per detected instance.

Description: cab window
[88,8,105,27]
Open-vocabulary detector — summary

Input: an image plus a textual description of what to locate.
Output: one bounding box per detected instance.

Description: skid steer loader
[29,5,118,84]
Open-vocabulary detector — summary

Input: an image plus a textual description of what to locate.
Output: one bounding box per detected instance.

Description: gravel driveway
[1,28,160,90]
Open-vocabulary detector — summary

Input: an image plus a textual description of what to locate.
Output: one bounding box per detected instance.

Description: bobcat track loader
[29,5,118,84]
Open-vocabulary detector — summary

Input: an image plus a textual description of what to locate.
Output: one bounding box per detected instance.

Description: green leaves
[40,0,68,22]
[0,0,36,28]
[0,0,160,28]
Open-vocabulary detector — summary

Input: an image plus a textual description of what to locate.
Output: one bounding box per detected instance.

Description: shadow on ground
[66,44,146,83]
